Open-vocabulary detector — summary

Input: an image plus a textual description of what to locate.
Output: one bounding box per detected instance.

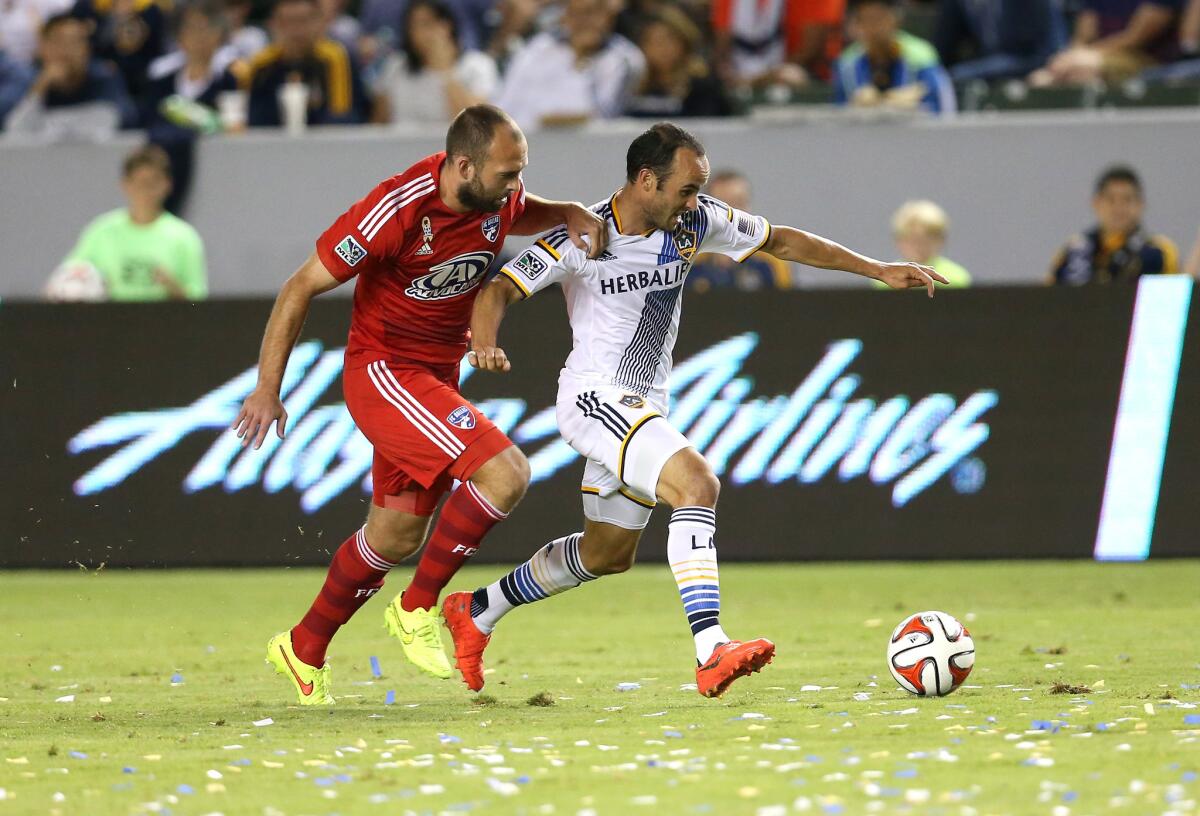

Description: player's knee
[674,468,720,508]
[365,520,423,562]
[470,446,530,512]
[586,543,637,575]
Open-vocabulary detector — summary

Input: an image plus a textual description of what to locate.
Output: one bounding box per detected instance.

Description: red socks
[291,527,396,667]
[401,482,507,611]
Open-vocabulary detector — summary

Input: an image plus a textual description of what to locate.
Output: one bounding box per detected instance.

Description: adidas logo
[596,250,618,262]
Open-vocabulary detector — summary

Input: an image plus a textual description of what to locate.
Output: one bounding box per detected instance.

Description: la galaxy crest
[672,225,698,261]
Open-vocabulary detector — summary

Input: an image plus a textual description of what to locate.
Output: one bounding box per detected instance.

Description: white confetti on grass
[55,695,75,703]
[253,718,273,727]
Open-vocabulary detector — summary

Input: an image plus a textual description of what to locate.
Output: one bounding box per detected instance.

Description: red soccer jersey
[316,152,527,372]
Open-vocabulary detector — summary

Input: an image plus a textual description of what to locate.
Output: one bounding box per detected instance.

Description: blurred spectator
[53,144,207,301]
[627,5,734,117]
[1141,0,1200,77]
[785,0,845,82]
[370,0,496,124]
[357,0,502,69]
[75,0,171,101]
[483,0,556,63]
[222,0,269,60]
[244,0,367,126]
[142,0,239,213]
[318,0,359,53]
[142,0,238,127]
[4,11,138,138]
[1030,0,1183,85]
[834,0,956,114]
[1049,165,1179,285]
[0,50,36,121]
[934,0,1065,81]
[882,199,971,287]
[1,0,74,64]
[711,0,810,91]
[493,0,643,130]
[688,170,794,292]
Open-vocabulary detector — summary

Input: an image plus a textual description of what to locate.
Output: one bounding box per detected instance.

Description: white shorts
[556,384,692,530]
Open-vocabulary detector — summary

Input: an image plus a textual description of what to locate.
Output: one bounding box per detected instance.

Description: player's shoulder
[362,154,442,223]
[697,194,735,222]
[85,208,128,235]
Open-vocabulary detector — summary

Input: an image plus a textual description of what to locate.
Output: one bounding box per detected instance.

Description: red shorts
[343,360,512,515]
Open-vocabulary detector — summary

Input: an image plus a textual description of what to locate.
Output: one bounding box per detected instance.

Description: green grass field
[2,562,1199,816]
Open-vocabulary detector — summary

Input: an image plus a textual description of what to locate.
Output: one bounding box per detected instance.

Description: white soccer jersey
[498,193,772,409]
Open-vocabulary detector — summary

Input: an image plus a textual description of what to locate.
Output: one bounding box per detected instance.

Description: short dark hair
[446,104,518,166]
[625,122,705,185]
[402,0,459,73]
[41,11,88,37]
[848,0,897,12]
[122,144,172,179]
[1095,164,1143,196]
[174,0,228,36]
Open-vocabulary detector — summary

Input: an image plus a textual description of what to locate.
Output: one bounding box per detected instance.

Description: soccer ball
[44,261,106,302]
[886,610,974,697]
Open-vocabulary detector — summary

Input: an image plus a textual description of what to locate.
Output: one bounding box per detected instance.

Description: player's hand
[233,387,289,449]
[563,202,607,259]
[468,346,511,373]
[872,261,948,298]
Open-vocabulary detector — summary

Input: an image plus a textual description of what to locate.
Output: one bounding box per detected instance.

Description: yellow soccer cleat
[383,593,453,679]
[265,631,334,705]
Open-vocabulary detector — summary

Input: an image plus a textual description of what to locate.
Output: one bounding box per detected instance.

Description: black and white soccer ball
[886,610,975,697]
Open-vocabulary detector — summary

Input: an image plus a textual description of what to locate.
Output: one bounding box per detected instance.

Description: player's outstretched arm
[762,225,950,297]
[468,274,524,373]
[512,194,607,259]
[233,253,341,449]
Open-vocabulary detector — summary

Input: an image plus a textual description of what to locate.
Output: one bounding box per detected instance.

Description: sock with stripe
[469,532,598,634]
[667,506,730,662]
[401,482,507,611]
[291,526,395,667]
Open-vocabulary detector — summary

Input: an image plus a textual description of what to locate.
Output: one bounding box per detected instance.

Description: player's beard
[457,177,507,213]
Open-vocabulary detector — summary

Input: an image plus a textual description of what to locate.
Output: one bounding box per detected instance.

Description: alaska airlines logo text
[67,335,998,512]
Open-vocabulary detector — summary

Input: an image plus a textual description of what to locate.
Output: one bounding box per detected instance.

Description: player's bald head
[446,104,524,168]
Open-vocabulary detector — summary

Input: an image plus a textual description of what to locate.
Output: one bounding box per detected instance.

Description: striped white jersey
[498,193,771,409]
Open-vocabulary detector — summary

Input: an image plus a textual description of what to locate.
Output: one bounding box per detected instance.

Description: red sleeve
[712,0,733,32]
[315,178,406,282]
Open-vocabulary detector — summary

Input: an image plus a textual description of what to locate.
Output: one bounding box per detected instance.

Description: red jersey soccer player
[233,105,607,704]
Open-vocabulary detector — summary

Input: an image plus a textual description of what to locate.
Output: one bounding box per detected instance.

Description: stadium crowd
[4,0,1200,140]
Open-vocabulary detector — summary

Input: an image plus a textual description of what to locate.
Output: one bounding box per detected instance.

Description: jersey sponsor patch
[619,394,645,409]
[511,249,548,279]
[481,214,501,242]
[335,235,367,267]
[405,251,495,301]
[446,405,476,430]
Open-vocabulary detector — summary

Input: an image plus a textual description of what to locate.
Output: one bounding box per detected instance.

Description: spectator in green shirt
[58,143,208,301]
[876,199,971,289]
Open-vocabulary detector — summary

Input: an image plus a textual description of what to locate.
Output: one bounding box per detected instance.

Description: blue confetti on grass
[315,777,334,787]
[439,733,462,744]
[822,805,844,814]
[177,784,194,795]
[1063,791,1078,802]
[335,774,351,783]
[370,656,382,678]
[69,751,87,759]
[1184,714,1200,725]
[231,759,251,766]
[664,730,682,738]
[170,673,183,684]
[894,768,918,778]
[1097,723,1110,731]
[122,767,135,774]
[384,690,396,705]
[1182,771,1197,782]
[516,775,530,784]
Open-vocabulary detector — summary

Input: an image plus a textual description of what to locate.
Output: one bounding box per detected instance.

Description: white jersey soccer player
[437,123,946,698]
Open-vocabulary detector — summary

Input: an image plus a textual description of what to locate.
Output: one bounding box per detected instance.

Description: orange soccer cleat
[442,591,491,691]
[695,638,776,698]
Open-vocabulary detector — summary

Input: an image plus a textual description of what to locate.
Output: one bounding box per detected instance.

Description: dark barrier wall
[2,281,1196,567]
